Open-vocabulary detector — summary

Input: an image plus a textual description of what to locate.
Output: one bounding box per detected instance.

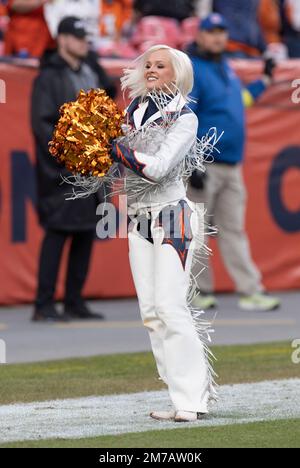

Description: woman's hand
[110,140,124,163]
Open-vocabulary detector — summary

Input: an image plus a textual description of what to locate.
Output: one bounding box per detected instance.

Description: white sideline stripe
[0,379,299,443]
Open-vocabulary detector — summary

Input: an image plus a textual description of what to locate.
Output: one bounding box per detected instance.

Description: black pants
[35,229,95,310]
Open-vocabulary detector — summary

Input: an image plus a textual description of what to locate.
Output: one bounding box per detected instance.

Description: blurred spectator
[31,17,116,322]
[187,14,281,311]
[133,0,196,22]
[212,0,280,58]
[4,0,55,57]
[259,0,282,45]
[44,0,100,46]
[100,0,133,40]
[280,0,300,57]
[194,0,213,18]
[259,0,289,61]
[97,0,137,57]
[0,1,8,41]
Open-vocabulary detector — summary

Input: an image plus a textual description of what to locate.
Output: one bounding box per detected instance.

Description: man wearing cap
[187,13,280,311]
[31,17,116,322]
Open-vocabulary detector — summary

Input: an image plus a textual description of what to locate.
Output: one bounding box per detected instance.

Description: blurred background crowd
[0,0,300,60]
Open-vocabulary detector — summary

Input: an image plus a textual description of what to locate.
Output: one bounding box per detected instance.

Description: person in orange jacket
[4,0,55,57]
[280,0,300,57]
[99,0,133,40]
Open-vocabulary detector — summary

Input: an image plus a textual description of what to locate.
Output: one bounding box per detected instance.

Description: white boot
[175,411,198,422]
[150,410,176,421]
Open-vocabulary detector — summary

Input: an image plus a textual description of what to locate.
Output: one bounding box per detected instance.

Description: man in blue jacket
[187,13,280,311]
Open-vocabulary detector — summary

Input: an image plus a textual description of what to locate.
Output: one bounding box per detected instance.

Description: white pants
[128,198,211,413]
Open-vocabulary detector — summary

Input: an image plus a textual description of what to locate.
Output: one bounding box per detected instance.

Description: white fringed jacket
[110,91,200,208]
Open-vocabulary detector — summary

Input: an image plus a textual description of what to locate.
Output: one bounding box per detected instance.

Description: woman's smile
[144,49,175,91]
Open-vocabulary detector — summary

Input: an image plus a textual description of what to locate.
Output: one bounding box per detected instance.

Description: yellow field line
[55,320,143,329]
[214,318,296,326]
[54,318,296,329]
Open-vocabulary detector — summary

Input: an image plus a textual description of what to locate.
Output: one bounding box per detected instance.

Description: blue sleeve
[245,79,267,100]
[189,61,202,113]
[111,141,149,179]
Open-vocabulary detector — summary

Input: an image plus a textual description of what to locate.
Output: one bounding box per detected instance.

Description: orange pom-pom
[49,88,124,177]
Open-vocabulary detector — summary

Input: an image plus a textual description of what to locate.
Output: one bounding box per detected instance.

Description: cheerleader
[107,45,218,422]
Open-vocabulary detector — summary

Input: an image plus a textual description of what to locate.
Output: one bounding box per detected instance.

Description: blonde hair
[120,44,194,101]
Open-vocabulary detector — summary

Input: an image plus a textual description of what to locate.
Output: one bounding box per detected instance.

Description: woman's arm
[111,112,198,182]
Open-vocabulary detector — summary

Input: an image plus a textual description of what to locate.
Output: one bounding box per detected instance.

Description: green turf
[1,418,299,448]
[0,341,298,405]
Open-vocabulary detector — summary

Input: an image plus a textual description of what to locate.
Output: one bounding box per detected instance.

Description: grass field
[0,341,298,405]
[0,341,299,448]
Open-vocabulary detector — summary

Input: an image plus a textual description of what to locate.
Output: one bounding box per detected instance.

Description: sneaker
[150,410,176,421]
[239,293,281,311]
[191,294,217,310]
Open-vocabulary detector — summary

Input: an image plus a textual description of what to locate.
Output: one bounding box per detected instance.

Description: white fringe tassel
[187,201,219,404]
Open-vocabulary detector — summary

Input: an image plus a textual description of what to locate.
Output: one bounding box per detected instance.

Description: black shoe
[32,305,71,322]
[64,303,105,320]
